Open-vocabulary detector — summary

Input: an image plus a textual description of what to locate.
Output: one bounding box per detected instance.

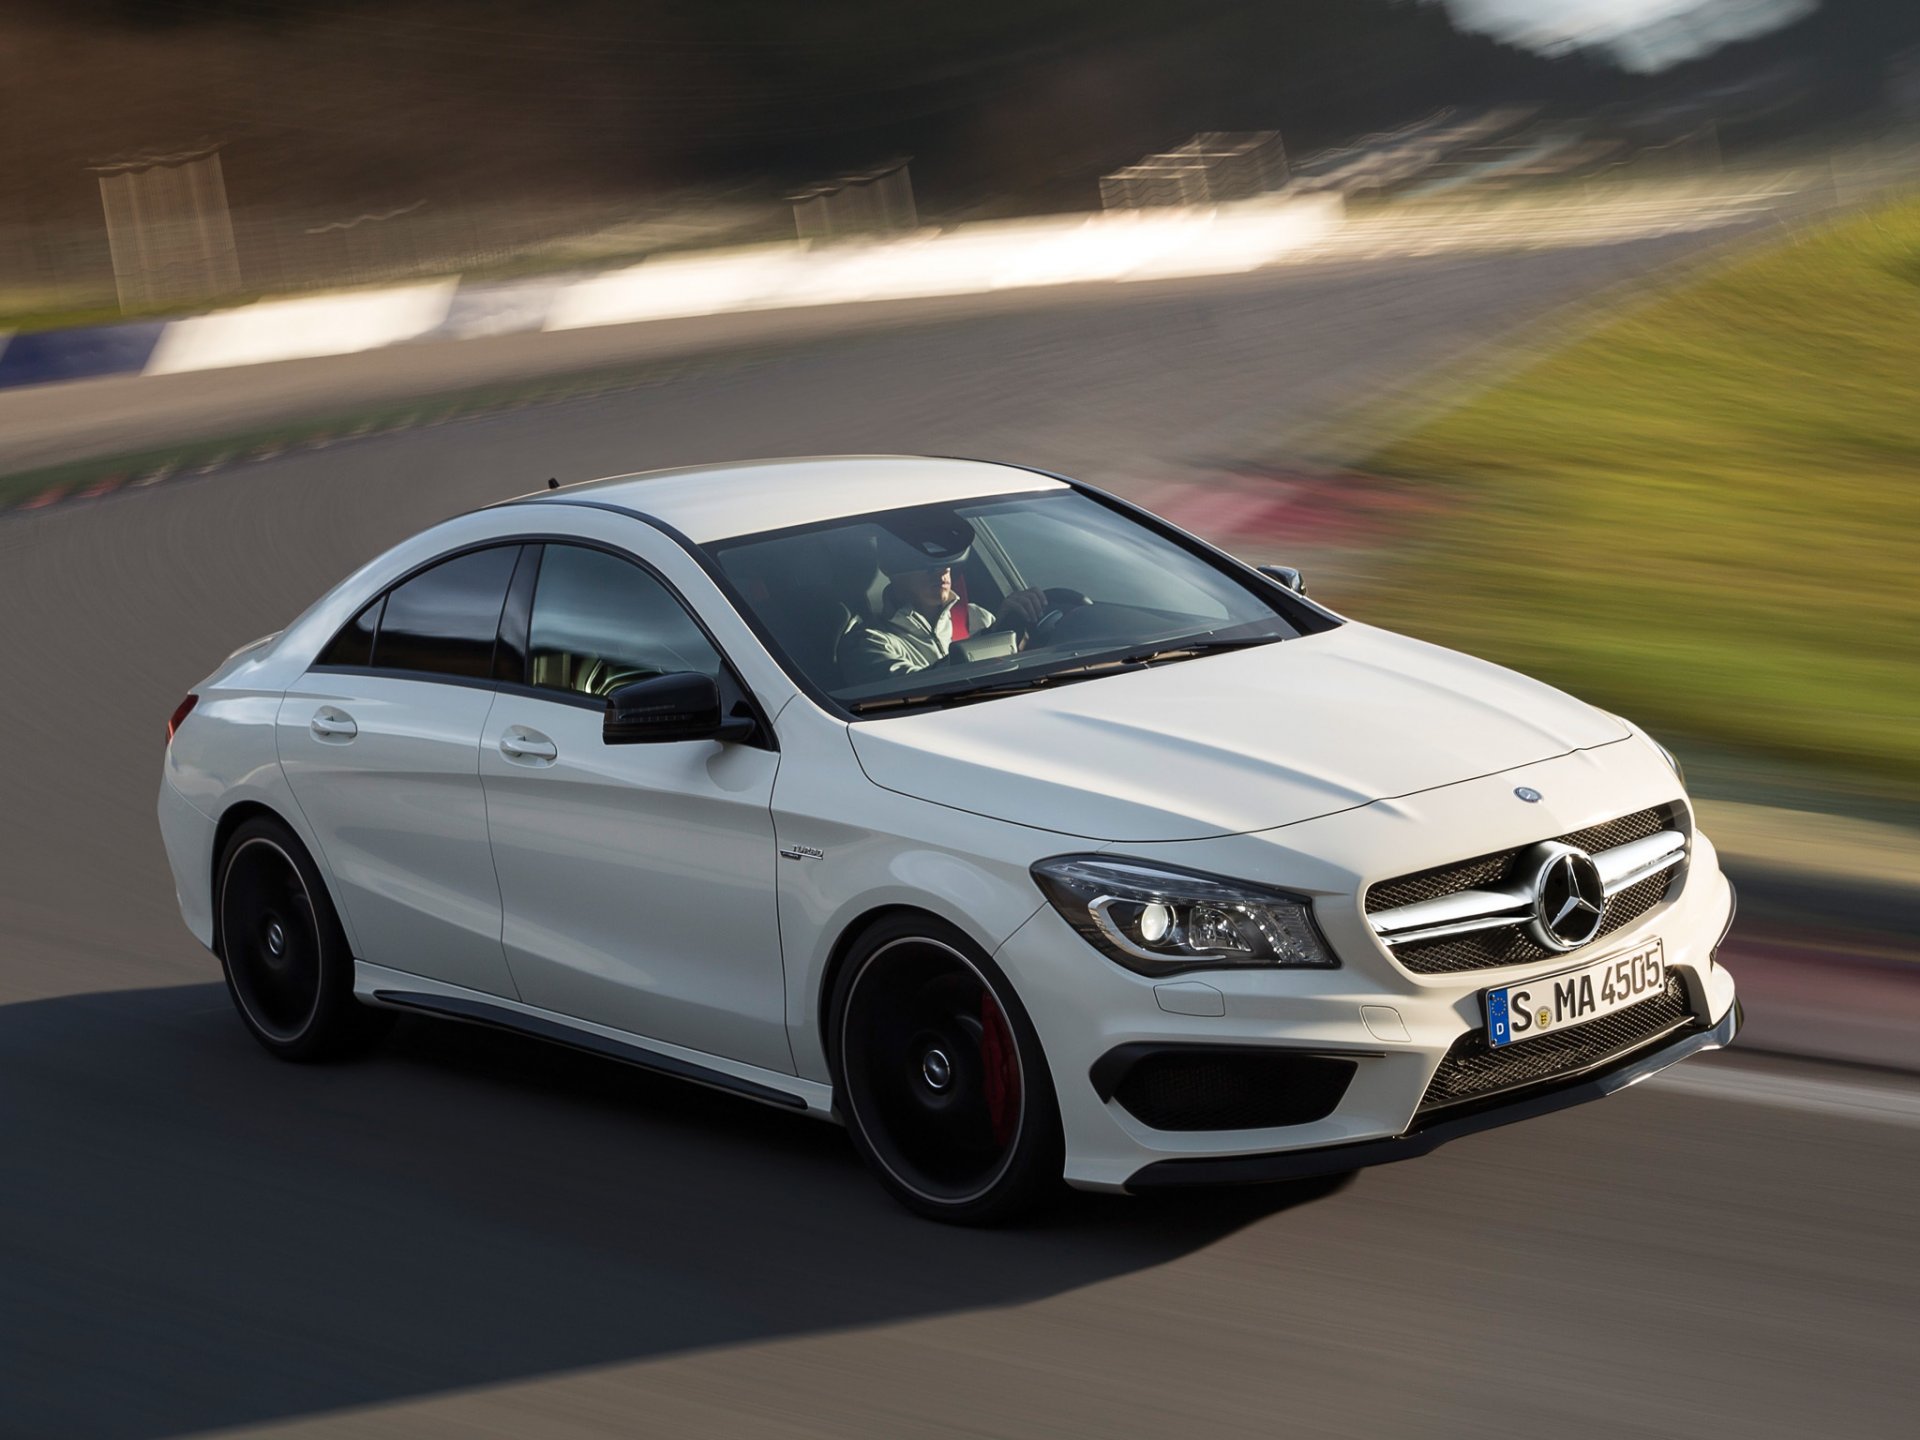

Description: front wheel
[829,916,1064,1224]
[215,816,388,1061]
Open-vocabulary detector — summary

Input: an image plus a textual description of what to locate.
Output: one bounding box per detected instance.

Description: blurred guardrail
[0,193,784,329]
[0,193,1346,388]
[17,132,1917,394]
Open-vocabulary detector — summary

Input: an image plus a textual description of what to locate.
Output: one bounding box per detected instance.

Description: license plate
[1484,939,1665,1048]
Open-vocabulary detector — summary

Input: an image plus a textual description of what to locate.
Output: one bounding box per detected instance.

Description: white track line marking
[1646,1065,1920,1127]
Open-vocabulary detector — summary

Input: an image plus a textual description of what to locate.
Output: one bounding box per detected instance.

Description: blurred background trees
[4,0,1914,223]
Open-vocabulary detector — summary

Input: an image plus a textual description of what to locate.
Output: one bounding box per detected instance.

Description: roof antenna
[546,477,559,490]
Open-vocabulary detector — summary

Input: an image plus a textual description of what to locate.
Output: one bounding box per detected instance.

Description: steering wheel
[1024,587,1092,647]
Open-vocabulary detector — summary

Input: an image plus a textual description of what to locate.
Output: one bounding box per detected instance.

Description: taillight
[168,694,198,744]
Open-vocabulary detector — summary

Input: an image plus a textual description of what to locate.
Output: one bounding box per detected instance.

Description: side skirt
[356,965,832,1116]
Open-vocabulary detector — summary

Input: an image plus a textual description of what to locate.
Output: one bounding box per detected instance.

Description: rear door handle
[310,708,357,740]
[500,731,558,762]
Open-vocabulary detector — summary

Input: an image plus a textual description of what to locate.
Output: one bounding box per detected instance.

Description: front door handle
[500,731,558,762]
[310,708,357,741]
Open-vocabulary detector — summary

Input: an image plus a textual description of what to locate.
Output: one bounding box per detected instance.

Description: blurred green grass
[1367,194,1920,790]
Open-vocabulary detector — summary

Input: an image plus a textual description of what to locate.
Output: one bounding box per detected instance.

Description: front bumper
[1125,996,1741,1190]
[997,752,1741,1192]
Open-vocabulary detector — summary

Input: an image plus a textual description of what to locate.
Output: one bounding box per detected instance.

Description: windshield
[706,489,1308,714]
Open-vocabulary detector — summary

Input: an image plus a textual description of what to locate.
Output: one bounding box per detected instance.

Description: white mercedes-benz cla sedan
[159,456,1739,1222]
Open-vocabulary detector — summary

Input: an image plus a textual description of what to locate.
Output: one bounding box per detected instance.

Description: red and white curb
[1127,465,1449,548]
[0,374,651,520]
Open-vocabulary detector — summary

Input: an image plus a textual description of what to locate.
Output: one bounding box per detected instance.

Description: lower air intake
[1095,1045,1357,1132]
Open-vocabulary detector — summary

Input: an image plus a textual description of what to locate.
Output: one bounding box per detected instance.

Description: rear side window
[368,545,521,679]
[316,594,383,668]
[527,544,722,698]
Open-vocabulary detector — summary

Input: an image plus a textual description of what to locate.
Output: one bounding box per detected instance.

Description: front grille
[1365,848,1517,915]
[1366,803,1685,975]
[1417,973,1697,1115]
[1365,805,1680,915]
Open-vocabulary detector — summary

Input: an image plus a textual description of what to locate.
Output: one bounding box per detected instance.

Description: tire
[829,915,1064,1225]
[214,816,389,1061]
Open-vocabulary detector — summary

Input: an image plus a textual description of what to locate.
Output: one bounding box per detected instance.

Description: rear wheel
[215,816,387,1061]
[830,916,1063,1224]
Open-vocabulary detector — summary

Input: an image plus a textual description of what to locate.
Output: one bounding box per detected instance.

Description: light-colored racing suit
[842,597,998,685]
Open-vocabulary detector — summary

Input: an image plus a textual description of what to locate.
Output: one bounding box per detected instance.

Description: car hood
[846,623,1630,842]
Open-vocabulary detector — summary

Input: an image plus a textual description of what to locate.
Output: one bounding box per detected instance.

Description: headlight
[1653,739,1686,786]
[1030,856,1336,975]
[1612,711,1687,787]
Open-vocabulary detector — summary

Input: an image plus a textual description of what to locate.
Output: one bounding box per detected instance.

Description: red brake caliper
[979,990,1020,1147]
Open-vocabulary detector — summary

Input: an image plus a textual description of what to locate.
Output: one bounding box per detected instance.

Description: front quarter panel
[769,701,1066,1086]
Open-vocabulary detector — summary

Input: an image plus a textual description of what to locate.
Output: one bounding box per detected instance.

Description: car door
[479,541,791,1073]
[277,543,524,999]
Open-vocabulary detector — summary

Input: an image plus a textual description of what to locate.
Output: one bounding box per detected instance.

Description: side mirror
[604,672,755,745]
[1257,564,1308,596]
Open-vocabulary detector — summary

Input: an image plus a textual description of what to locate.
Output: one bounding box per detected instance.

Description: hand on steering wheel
[1000,587,1050,629]
[1021,587,1091,646]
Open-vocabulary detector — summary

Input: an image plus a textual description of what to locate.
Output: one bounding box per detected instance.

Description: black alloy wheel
[830,916,1063,1224]
[215,816,387,1060]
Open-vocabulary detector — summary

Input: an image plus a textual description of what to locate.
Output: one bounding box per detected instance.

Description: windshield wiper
[1119,635,1282,666]
[846,660,1143,715]
[847,637,1283,715]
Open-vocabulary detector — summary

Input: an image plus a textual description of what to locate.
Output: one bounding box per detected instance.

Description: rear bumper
[158,773,218,950]
[1125,997,1742,1191]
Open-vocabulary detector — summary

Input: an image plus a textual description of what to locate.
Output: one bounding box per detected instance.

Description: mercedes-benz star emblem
[1514,786,1543,803]
[1527,844,1606,951]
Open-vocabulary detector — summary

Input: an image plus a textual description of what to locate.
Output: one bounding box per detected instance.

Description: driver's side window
[528,544,722,699]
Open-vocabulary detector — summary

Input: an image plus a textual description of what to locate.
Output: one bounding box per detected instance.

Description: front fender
[771,714,1060,1083]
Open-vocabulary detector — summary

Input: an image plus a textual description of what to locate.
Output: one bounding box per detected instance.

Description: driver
[841,561,1049,685]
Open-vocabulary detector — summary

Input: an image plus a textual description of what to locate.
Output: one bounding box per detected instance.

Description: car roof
[509,455,1069,545]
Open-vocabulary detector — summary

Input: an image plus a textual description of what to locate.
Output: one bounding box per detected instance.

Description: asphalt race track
[4,235,1916,1438]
